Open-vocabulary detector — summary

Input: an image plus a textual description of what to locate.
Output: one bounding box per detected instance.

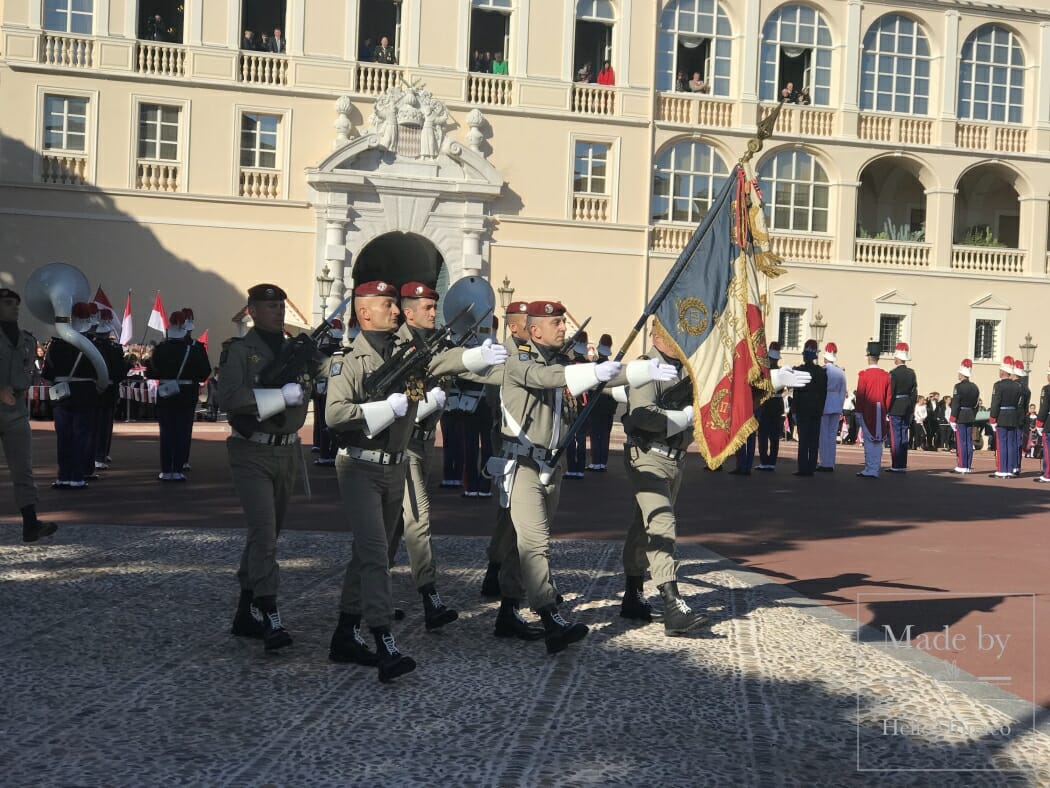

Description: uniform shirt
[950,380,980,424]
[624,348,692,452]
[888,364,917,417]
[790,359,828,420]
[499,341,579,452]
[855,365,892,436]
[823,363,847,415]
[92,335,130,408]
[1017,378,1031,415]
[326,328,468,454]
[989,378,1024,428]
[41,336,98,409]
[1036,383,1050,428]
[219,328,314,436]
[0,324,36,392]
[148,338,211,408]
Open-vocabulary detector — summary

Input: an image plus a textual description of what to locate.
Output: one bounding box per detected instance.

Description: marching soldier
[42,302,99,489]
[1012,359,1031,475]
[220,284,314,652]
[817,342,846,472]
[565,331,589,480]
[887,342,917,473]
[855,341,892,478]
[619,323,710,635]
[312,317,343,466]
[791,339,827,476]
[91,307,128,471]
[755,341,784,470]
[1034,364,1050,483]
[325,280,506,682]
[489,300,676,654]
[147,311,211,482]
[177,307,203,472]
[989,356,1024,478]
[949,359,980,474]
[0,288,58,542]
[586,333,617,471]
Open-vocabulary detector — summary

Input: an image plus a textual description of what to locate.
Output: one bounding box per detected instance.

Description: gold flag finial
[740,102,783,165]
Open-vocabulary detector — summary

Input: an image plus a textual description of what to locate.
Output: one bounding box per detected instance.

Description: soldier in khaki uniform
[619,324,710,636]
[325,280,506,683]
[492,300,677,654]
[0,288,58,543]
[386,282,457,629]
[220,283,314,652]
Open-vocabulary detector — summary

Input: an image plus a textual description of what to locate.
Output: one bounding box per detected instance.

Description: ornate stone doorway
[352,231,446,295]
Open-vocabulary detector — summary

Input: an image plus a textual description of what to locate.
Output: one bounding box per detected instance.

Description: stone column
[840,0,863,138]
[462,230,483,276]
[1036,23,1050,150]
[323,217,350,317]
[741,0,761,102]
[937,11,961,147]
[186,0,203,46]
[832,181,860,264]
[1019,195,1050,276]
[924,188,957,270]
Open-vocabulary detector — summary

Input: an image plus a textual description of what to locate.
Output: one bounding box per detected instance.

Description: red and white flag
[93,286,121,338]
[119,290,133,346]
[198,329,209,355]
[148,291,168,333]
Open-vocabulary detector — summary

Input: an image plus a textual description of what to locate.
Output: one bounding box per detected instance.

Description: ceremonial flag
[119,291,133,346]
[93,286,121,338]
[198,329,209,354]
[652,165,784,468]
[148,291,168,332]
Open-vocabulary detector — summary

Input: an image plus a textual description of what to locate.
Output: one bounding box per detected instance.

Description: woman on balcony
[597,61,615,86]
[491,52,509,75]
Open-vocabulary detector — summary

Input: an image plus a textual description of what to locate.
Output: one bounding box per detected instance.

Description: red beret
[328,317,343,329]
[354,280,396,297]
[71,302,93,319]
[400,282,439,300]
[505,300,529,315]
[99,308,114,320]
[169,310,186,326]
[86,302,99,315]
[825,342,838,353]
[526,300,566,317]
[247,283,287,301]
[896,342,909,353]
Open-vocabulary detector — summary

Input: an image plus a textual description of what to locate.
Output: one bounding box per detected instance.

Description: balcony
[955,122,1028,154]
[467,74,512,106]
[239,51,288,86]
[858,113,933,146]
[135,160,180,192]
[656,94,734,128]
[355,63,402,96]
[136,41,186,78]
[761,103,835,138]
[572,193,609,222]
[855,239,931,268]
[771,233,833,263]
[951,245,1026,275]
[650,224,692,253]
[571,84,615,116]
[39,152,88,185]
[41,32,93,69]
[239,168,282,199]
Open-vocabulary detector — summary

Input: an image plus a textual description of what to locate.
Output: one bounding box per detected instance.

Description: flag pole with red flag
[119,290,133,347]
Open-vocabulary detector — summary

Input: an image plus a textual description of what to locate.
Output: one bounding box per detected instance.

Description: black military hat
[0,287,20,303]
[866,340,882,358]
[247,283,287,301]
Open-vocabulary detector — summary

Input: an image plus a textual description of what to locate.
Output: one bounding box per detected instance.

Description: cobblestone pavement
[4,525,1049,787]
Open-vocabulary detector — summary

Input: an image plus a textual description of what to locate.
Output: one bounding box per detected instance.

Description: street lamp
[1019,332,1038,374]
[317,264,335,320]
[497,275,514,341]
[809,310,828,344]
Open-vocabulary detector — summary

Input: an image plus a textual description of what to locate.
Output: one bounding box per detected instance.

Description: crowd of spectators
[470,50,509,75]
[574,60,615,85]
[779,81,812,105]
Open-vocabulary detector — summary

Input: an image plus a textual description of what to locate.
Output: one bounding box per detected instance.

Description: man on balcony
[268,28,286,54]
[374,35,397,65]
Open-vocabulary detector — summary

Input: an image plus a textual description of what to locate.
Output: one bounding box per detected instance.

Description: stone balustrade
[135,160,179,192]
[855,239,931,268]
[40,153,88,185]
[136,41,186,78]
[239,168,281,199]
[656,95,734,128]
[41,33,93,68]
[572,194,609,222]
[770,233,833,262]
[571,84,615,115]
[239,51,289,86]
[951,245,1026,275]
[467,74,513,106]
[355,63,402,96]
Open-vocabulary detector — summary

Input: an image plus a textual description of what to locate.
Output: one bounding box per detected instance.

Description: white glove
[595,360,622,382]
[427,387,447,409]
[281,382,304,406]
[648,358,678,382]
[386,392,409,418]
[626,358,676,387]
[415,387,447,421]
[462,339,508,372]
[1037,426,1044,436]
[949,422,957,433]
[666,405,694,436]
[770,366,812,391]
[990,423,997,432]
[682,405,694,422]
[481,338,508,366]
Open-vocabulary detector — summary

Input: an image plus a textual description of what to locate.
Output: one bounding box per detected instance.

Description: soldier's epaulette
[516,341,534,361]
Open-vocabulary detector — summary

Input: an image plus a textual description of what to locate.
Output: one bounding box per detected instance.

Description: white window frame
[771,284,817,354]
[35,86,99,183]
[651,138,731,225]
[968,295,1010,366]
[44,0,94,34]
[130,95,190,192]
[566,131,619,221]
[873,290,915,358]
[232,104,291,199]
[860,13,931,116]
[758,149,830,234]
[958,23,1025,125]
[464,0,514,72]
[759,3,833,105]
[572,140,610,195]
[655,0,733,95]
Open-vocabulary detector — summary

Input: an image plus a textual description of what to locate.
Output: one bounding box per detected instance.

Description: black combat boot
[254,595,293,651]
[480,562,501,598]
[229,589,264,639]
[538,605,588,655]
[420,584,458,630]
[658,581,709,636]
[493,598,545,641]
[21,505,57,544]
[619,575,654,622]
[329,612,379,666]
[372,627,416,683]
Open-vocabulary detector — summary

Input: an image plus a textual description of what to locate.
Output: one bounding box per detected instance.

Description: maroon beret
[247,283,287,301]
[505,300,529,315]
[526,300,566,317]
[354,280,396,297]
[400,282,439,300]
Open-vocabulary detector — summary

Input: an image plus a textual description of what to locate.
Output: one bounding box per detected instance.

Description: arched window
[574,0,616,81]
[861,14,930,115]
[650,140,730,224]
[760,4,832,105]
[958,24,1024,124]
[655,0,732,95]
[757,150,829,233]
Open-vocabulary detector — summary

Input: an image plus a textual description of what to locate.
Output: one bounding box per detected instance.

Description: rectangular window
[974,319,998,360]
[44,0,93,34]
[137,104,180,161]
[240,113,280,168]
[879,314,905,354]
[778,308,804,351]
[43,95,88,151]
[573,141,609,194]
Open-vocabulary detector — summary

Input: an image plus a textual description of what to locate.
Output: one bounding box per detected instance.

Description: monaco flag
[148,291,168,332]
[93,286,121,338]
[119,290,133,346]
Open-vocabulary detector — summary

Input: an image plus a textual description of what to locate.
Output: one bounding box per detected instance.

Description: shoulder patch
[518,352,532,361]
[330,361,343,377]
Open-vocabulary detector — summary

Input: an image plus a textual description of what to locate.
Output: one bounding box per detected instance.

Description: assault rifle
[257,295,352,388]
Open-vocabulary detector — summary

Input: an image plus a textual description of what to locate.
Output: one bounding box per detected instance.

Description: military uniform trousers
[888,413,910,469]
[995,427,1020,474]
[757,410,781,466]
[54,405,93,483]
[158,402,194,474]
[589,413,614,466]
[94,400,115,463]
[390,437,437,588]
[795,414,820,474]
[336,456,407,628]
[1041,432,1050,479]
[622,446,683,586]
[227,437,300,599]
[818,413,840,468]
[1,397,38,508]
[487,504,517,565]
[500,458,564,610]
[955,424,974,469]
[441,411,465,483]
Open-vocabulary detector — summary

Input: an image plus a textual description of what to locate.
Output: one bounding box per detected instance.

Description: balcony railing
[571,84,615,115]
[355,63,402,96]
[135,160,180,192]
[951,245,1026,275]
[771,233,833,262]
[41,33,93,68]
[239,168,281,199]
[955,122,1028,154]
[650,224,692,253]
[858,113,933,146]
[762,104,835,138]
[136,41,186,78]
[855,239,931,268]
[572,193,609,222]
[239,51,288,86]
[39,152,88,185]
[467,74,512,106]
[656,94,734,127]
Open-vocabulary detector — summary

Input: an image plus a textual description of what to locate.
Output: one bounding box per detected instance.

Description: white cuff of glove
[415,392,445,421]
[611,385,628,404]
[563,363,600,396]
[254,388,287,421]
[361,401,396,437]
[665,408,693,437]
[462,344,502,373]
[626,358,667,388]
